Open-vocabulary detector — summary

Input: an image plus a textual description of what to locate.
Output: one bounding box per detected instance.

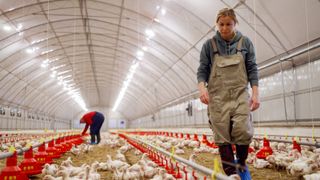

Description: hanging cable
[47,0,52,129]
[71,1,76,129]
[252,0,262,135]
[280,61,289,124]
[304,0,315,142]
[275,0,289,126]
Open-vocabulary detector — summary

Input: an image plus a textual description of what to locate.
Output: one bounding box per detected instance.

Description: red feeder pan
[46,140,61,159]
[57,138,66,153]
[174,162,182,178]
[256,138,273,159]
[248,146,255,153]
[292,140,301,153]
[202,134,209,144]
[167,161,175,175]
[186,134,191,140]
[55,138,65,154]
[64,136,73,149]
[175,133,179,138]
[209,141,218,148]
[19,147,42,176]
[34,143,53,165]
[66,135,75,145]
[72,135,83,145]
[68,135,76,145]
[77,134,84,145]
[193,134,199,141]
[60,137,70,153]
[65,136,73,150]
[180,133,184,139]
[0,151,29,180]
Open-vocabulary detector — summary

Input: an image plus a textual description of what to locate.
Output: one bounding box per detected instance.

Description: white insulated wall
[0,107,70,130]
[129,59,320,128]
[255,60,320,122]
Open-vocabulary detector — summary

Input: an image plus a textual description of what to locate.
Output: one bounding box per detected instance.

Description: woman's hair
[216,8,238,24]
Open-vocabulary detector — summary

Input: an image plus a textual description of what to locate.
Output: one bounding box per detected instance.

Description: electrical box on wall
[0,106,5,115]
[108,119,127,129]
[119,120,126,128]
[186,102,193,116]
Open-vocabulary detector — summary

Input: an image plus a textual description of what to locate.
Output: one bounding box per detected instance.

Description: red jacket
[80,111,96,135]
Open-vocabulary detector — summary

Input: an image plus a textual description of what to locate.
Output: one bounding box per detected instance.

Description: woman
[80,111,105,144]
[197,8,260,178]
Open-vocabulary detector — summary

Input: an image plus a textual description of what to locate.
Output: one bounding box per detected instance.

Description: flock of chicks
[40,132,320,180]
[0,139,29,152]
[135,134,320,179]
[42,157,100,179]
[1,132,320,180]
[0,133,59,153]
[246,139,320,179]
[41,134,180,180]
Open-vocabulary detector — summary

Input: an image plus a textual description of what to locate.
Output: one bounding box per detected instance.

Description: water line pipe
[127,135,233,180]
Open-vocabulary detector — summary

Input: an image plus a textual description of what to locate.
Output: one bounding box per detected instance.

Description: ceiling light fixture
[72,94,87,111]
[41,49,53,55]
[41,59,49,68]
[16,24,22,31]
[161,8,166,15]
[3,25,12,31]
[145,29,155,39]
[136,50,144,57]
[26,48,35,54]
[112,61,140,112]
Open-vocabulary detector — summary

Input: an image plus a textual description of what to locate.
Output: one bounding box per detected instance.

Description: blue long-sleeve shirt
[197,31,259,87]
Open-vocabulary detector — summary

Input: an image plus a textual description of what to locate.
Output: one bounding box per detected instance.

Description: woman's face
[217,16,236,41]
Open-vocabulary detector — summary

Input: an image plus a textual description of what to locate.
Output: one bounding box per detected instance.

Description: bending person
[80,111,105,144]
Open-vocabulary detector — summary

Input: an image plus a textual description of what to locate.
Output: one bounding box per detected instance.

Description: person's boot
[97,133,101,144]
[236,145,251,180]
[90,133,96,144]
[235,145,249,166]
[218,144,236,176]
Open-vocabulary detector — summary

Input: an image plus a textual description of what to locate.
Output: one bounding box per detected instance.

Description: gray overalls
[208,37,253,145]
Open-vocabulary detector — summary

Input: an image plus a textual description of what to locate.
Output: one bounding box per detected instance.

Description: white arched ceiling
[0,0,319,120]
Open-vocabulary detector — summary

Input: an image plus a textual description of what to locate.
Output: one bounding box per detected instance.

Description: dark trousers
[89,112,104,144]
[218,144,249,175]
[90,133,101,144]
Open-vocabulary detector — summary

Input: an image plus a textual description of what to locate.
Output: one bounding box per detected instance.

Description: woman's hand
[249,95,260,111]
[200,88,209,105]
[198,82,209,104]
[250,86,260,111]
